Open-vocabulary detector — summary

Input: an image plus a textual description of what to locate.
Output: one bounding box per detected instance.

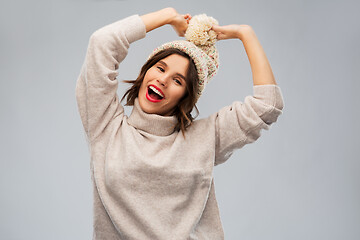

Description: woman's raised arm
[211,24,277,86]
[75,15,146,143]
[211,24,283,166]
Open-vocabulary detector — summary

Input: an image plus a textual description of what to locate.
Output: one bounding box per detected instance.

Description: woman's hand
[167,9,191,37]
[211,24,253,41]
[141,8,191,36]
[140,7,191,37]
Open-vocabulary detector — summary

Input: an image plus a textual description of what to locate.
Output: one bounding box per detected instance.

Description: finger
[184,14,192,21]
[216,33,227,40]
[184,14,192,24]
[211,24,222,31]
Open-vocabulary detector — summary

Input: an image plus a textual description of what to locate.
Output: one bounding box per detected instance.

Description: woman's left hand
[169,12,192,37]
[211,24,253,41]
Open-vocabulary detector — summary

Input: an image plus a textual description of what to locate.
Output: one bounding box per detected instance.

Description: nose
[157,76,168,87]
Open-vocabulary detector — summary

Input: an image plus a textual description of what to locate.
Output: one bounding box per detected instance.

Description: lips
[146,85,165,103]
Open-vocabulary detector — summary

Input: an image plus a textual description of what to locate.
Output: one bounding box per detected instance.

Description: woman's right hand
[167,8,191,37]
[211,24,253,41]
[141,8,191,36]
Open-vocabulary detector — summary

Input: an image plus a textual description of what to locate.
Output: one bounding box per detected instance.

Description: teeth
[149,86,164,98]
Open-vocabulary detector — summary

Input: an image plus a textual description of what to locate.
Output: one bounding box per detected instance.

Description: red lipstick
[146,85,164,103]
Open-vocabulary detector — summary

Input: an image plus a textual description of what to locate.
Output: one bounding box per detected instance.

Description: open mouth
[146,85,164,102]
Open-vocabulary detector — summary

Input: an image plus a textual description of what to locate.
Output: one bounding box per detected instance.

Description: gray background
[1,0,359,239]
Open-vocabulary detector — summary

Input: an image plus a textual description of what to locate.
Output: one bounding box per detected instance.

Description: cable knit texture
[75,14,284,240]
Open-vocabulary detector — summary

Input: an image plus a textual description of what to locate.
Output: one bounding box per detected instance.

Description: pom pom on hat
[185,14,219,47]
[148,14,220,102]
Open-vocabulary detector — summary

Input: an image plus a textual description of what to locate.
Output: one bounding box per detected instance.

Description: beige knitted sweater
[75,14,284,240]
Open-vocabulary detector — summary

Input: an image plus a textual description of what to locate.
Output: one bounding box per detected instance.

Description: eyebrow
[158,60,186,81]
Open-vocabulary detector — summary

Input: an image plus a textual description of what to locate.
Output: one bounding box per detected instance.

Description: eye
[174,78,182,85]
[157,66,165,72]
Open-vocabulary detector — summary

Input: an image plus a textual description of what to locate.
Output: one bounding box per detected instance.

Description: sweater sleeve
[75,15,146,143]
[214,84,284,166]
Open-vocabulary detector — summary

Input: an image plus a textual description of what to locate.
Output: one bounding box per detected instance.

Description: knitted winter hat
[147,14,220,102]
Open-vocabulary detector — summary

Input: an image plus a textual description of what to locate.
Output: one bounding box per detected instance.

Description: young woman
[76,7,284,240]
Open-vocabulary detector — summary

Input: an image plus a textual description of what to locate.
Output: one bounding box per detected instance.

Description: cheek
[144,68,157,80]
[139,79,150,96]
[139,81,146,93]
[174,87,187,99]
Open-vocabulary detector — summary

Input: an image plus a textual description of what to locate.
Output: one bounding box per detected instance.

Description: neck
[127,98,179,136]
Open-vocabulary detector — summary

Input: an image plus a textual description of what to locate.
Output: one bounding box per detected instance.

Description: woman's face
[138,54,189,116]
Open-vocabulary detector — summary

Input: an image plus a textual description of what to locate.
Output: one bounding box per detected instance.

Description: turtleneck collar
[127,98,178,136]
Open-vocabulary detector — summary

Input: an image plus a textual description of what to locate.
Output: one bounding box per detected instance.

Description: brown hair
[120,48,200,138]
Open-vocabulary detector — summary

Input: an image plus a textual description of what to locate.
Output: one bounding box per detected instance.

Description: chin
[138,90,176,116]
[138,96,161,115]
